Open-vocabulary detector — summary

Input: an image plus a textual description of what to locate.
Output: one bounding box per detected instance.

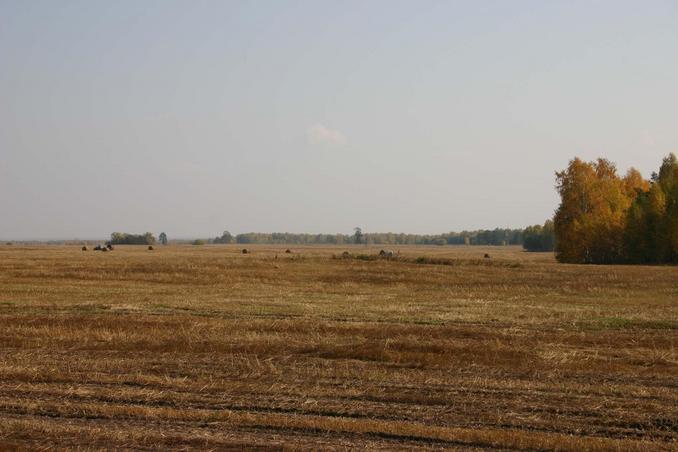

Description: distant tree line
[553,153,678,264]
[522,220,555,252]
[110,232,156,245]
[208,228,528,246]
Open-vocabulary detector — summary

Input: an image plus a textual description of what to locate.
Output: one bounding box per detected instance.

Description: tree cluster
[212,231,234,244]
[110,232,157,245]
[554,154,677,264]
[522,220,555,252]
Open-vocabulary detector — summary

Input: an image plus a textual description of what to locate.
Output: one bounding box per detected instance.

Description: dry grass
[0,244,676,450]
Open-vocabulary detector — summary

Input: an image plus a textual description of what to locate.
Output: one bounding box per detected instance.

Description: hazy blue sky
[1,0,677,239]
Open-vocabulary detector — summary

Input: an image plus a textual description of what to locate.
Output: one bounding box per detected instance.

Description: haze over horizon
[2,1,677,240]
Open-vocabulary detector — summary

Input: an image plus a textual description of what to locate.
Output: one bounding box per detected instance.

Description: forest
[554,153,678,264]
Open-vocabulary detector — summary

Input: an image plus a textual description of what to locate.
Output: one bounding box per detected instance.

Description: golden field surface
[0,244,676,450]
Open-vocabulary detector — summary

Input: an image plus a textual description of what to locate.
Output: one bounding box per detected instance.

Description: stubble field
[0,244,676,450]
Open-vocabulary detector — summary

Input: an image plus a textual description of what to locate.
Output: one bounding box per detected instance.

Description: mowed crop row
[0,245,676,450]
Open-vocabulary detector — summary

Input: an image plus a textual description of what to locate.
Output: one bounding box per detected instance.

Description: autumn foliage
[554,154,678,264]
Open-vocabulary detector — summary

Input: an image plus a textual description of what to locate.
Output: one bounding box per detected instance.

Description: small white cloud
[307,123,346,145]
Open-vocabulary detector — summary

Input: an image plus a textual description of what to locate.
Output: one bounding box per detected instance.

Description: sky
[1,0,677,239]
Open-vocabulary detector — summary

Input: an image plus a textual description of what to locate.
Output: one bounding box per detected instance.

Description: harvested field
[0,245,676,450]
